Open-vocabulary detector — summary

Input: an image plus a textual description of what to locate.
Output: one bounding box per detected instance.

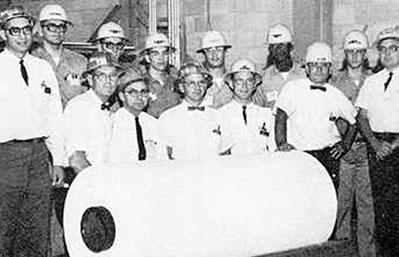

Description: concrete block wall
[182,0,295,72]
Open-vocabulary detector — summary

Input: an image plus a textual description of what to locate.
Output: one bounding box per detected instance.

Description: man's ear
[144,53,150,63]
[0,29,6,42]
[86,74,94,88]
[118,91,125,102]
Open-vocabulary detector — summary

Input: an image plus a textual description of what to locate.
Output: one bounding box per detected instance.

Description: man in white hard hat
[275,42,357,192]
[140,32,180,118]
[253,24,305,108]
[94,21,129,63]
[62,52,122,174]
[158,63,223,160]
[331,30,376,257]
[197,30,233,109]
[32,4,87,108]
[355,26,399,256]
[110,68,165,165]
[0,5,64,256]
[219,58,274,155]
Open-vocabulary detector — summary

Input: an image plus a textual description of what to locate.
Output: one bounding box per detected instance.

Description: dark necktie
[20,59,29,86]
[135,116,146,161]
[310,85,326,92]
[242,105,247,125]
[384,72,393,91]
[187,106,205,111]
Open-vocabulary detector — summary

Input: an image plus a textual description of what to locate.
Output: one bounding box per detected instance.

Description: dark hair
[338,56,372,72]
[264,42,294,70]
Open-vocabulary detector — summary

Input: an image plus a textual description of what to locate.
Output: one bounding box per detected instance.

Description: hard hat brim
[139,45,177,55]
[82,63,124,77]
[224,71,262,89]
[0,14,35,29]
[196,44,232,53]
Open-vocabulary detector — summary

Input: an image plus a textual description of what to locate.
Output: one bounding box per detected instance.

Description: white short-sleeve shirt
[356,68,399,133]
[219,100,275,155]
[110,108,165,165]
[276,78,357,151]
[158,101,223,160]
[62,89,113,165]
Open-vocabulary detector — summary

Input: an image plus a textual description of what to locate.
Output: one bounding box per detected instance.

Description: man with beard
[356,26,399,256]
[158,63,223,160]
[275,42,357,191]
[253,24,305,108]
[110,68,164,164]
[140,33,180,118]
[331,30,376,257]
[32,4,87,109]
[197,30,234,109]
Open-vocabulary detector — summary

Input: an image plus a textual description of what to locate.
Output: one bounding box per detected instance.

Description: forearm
[342,122,357,151]
[357,109,378,145]
[275,108,288,147]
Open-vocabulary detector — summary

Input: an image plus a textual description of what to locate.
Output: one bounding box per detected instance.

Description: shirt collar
[3,48,30,62]
[87,89,106,109]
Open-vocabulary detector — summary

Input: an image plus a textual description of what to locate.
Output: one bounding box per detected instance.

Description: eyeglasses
[7,25,33,36]
[344,49,366,55]
[307,62,331,72]
[377,45,399,54]
[186,80,208,88]
[233,77,256,87]
[124,88,150,97]
[42,23,67,33]
[101,41,125,51]
[93,72,119,82]
[204,46,224,53]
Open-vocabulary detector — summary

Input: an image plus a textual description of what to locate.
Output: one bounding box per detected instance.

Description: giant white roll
[64,151,337,257]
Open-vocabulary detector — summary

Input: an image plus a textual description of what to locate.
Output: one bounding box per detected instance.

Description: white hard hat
[196,30,232,53]
[266,24,293,45]
[0,5,35,29]
[83,52,123,77]
[94,22,128,42]
[140,33,175,54]
[305,42,332,63]
[343,30,368,50]
[376,26,399,45]
[39,4,72,25]
[225,58,262,85]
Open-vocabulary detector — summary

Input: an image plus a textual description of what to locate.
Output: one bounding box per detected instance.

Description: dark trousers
[367,133,399,257]
[0,139,52,257]
[52,167,75,257]
[306,147,340,190]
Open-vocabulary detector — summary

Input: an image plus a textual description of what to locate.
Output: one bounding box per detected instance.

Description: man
[32,5,88,242]
[158,63,223,160]
[197,30,233,109]
[275,42,357,191]
[331,30,376,257]
[220,58,275,155]
[0,5,64,256]
[253,24,305,108]
[356,26,399,256]
[94,21,129,63]
[110,68,164,165]
[140,32,181,118]
[62,52,122,173]
[32,4,87,108]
